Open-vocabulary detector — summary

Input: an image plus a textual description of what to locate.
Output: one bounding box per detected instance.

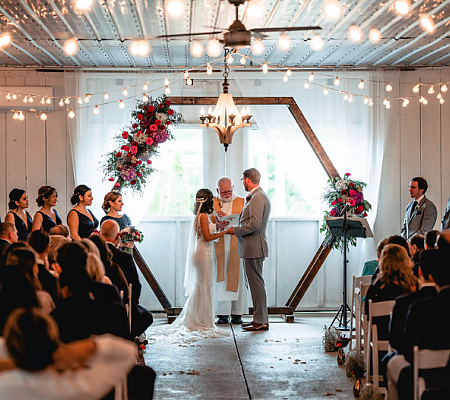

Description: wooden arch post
[133,96,340,322]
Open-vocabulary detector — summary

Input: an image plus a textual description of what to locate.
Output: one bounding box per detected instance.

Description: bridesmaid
[32,186,62,233]
[100,192,132,230]
[67,184,99,241]
[4,189,32,241]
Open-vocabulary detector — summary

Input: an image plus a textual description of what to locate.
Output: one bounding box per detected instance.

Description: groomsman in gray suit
[401,177,437,240]
[441,195,450,230]
[228,168,271,332]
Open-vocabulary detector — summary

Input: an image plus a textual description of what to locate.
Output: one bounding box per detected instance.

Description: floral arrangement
[320,173,372,250]
[322,326,350,352]
[119,226,144,254]
[359,383,383,400]
[101,95,184,194]
[345,350,366,377]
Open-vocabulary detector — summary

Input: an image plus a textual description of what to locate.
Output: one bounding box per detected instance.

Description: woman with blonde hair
[47,235,69,275]
[78,238,111,285]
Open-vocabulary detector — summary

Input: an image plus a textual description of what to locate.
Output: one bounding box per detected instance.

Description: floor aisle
[144,314,355,399]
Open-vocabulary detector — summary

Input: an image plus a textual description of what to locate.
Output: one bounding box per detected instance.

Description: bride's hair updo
[193,188,214,215]
[70,184,91,206]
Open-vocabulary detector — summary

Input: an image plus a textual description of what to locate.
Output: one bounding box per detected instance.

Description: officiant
[212,177,248,325]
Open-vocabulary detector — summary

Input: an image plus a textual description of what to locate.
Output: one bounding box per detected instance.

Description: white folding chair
[359,282,371,353]
[413,346,450,400]
[350,275,372,351]
[365,299,395,393]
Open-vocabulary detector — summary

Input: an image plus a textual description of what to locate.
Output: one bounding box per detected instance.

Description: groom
[228,168,271,331]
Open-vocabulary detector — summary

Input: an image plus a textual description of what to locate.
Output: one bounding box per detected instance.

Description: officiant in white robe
[211,177,248,325]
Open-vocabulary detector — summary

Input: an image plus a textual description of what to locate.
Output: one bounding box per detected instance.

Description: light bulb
[284,68,291,77]
[40,113,47,121]
[119,100,125,109]
[46,98,52,105]
[58,99,64,107]
[348,25,363,42]
[200,107,205,116]
[358,80,365,89]
[334,76,340,86]
[437,93,442,100]
[13,112,17,120]
[130,40,151,56]
[247,0,263,19]
[23,96,28,103]
[206,39,222,57]
[419,14,436,34]
[413,84,420,93]
[27,96,33,103]
[442,84,448,92]
[6,93,11,100]
[324,0,342,20]
[227,54,234,64]
[283,75,288,83]
[68,110,75,118]
[369,28,382,43]
[310,34,324,51]
[142,93,149,102]
[348,94,353,103]
[419,96,425,104]
[183,71,189,79]
[12,94,17,100]
[40,97,45,104]
[402,99,409,107]
[323,87,329,95]
[93,105,100,114]
[206,64,212,75]
[363,96,369,104]
[304,81,309,89]
[190,41,204,57]
[386,83,393,92]
[251,39,265,55]
[166,0,184,17]
[368,98,374,106]
[207,106,213,115]
[165,86,171,95]
[343,93,349,101]
[0,33,11,47]
[186,78,193,86]
[64,38,78,56]
[123,88,128,96]
[64,97,70,104]
[308,72,314,81]
[104,92,109,100]
[240,56,246,65]
[440,98,445,104]
[277,34,291,51]
[77,97,83,104]
[385,102,391,109]
[262,62,268,73]
[143,83,148,91]
[164,77,169,86]
[394,0,410,16]
[84,96,90,103]
[18,112,25,121]
[76,0,93,10]
[428,85,435,94]
[423,98,428,105]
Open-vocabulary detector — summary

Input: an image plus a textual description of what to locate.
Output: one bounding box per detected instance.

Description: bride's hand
[225,227,234,235]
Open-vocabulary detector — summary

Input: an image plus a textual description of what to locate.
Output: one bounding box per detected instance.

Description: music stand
[325,213,373,330]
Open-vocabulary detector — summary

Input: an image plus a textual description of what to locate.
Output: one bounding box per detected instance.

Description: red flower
[137,130,143,136]
[165,100,171,106]
[160,125,165,130]
[158,103,163,109]
[356,206,364,214]
[138,160,142,165]
[167,109,174,115]
[137,113,143,120]
[331,200,337,206]
[150,124,157,131]
[341,190,347,195]
[338,199,343,203]
[116,152,122,158]
[147,160,152,164]
[349,189,356,197]
[345,172,351,176]
[124,146,130,152]
[348,199,356,207]
[133,123,138,129]
[145,129,150,134]
[330,210,336,216]
[108,177,114,181]
[349,183,355,188]
[132,141,137,147]
[146,137,154,145]
[130,146,138,155]
[122,131,129,139]
[137,172,142,177]
[115,183,121,188]
[362,212,368,217]
[155,119,161,126]
[166,121,171,125]
[148,105,155,111]
[121,145,125,150]
[130,180,137,185]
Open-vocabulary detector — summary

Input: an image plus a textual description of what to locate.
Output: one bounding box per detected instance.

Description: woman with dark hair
[67,185,99,241]
[100,191,131,230]
[4,189,32,241]
[32,186,61,233]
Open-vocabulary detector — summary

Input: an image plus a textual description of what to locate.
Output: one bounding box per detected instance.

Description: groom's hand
[227,227,235,235]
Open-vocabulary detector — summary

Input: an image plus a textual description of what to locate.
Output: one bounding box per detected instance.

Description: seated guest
[0,308,148,400]
[0,223,18,256]
[67,185,99,241]
[47,234,69,274]
[32,186,62,233]
[362,238,388,276]
[48,224,70,239]
[79,238,113,286]
[27,231,58,304]
[100,220,153,338]
[408,234,424,277]
[4,189,32,241]
[51,242,129,343]
[424,229,439,249]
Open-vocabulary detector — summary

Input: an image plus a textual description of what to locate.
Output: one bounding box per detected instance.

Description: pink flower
[147,160,152,164]
[338,198,343,203]
[146,137,154,146]
[330,210,336,216]
[115,182,121,188]
[348,199,356,207]
[150,124,158,131]
[345,172,351,176]
[331,200,337,206]
[349,189,356,197]
[130,146,138,155]
[108,177,114,181]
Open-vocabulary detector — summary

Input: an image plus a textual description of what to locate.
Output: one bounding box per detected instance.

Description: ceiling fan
[158,0,322,49]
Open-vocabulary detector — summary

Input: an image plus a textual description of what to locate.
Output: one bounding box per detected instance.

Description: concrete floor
[143,314,357,399]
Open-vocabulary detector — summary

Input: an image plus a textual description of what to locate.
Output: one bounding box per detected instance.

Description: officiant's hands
[216,211,227,217]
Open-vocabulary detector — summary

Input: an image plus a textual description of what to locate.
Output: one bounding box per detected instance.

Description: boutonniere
[246,194,252,203]
[414,203,424,215]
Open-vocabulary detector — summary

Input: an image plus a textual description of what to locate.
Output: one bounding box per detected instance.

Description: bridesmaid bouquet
[119,226,144,254]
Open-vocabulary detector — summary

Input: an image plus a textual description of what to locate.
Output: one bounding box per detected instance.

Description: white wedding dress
[147,214,230,344]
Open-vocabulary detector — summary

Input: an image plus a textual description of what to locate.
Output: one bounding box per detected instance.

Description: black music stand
[326,213,372,330]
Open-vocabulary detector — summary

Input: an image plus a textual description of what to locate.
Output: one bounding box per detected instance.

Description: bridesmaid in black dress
[32,186,62,233]
[4,189,32,241]
[67,184,99,241]
[100,191,132,230]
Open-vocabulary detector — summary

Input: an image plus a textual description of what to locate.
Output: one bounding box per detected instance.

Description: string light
[84,95,90,103]
[28,96,33,103]
[428,85,435,94]
[343,93,349,101]
[46,98,52,105]
[0,33,11,48]
[165,85,171,95]
[386,83,393,92]
[363,96,369,104]
[40,112,48,121]
[142,93,149,102]
[419,96,426,104]
[277,34,291,51]
[12,94,17,100]
[368,98,374,107]
[303,81,309,89]
[348,25,363,42]
[64,38,78,56]
[442,84,448,93]
[226,53,234,64]
[64,97,70,104]
[183,71,189,79]
[419,13,436,34]
[190,41,204,57]
[122,88,128,96]
[423,98,428,105]
[240,56,246,65]
[323,87,329,95]
[348,94,353,103]
[283,75,288,83]
[164,77,170,86]
[6,93,11,100]
[166,0,184,18]
[286,68,292,77]
[440,98,445,105]
[104,92,109,100]
[251,39,265,55]
[77,97,83,105]
[23,96,28,103]
[385,101,391,109]
[262,62,268,74]
[324,0,342,20]
[206,63,212,75]
[358,80,365,89]
[118,100,125,109]
[143,83,149,91]
[18,111,25,121]
[129,40,151,57]
[310,34,324,51]
[402,99,410,107]
[93,105,100,115]
[394,0,410,15]
[206,39,222,57]
[308,72,314,81]
[58,99,64,107]
[12,112,18,120]
[334,76,340,86]
[76,0,93,11]
[186,78,193,86]
[247,0,263,19]
[369,28,382,43]
[413,84,420,93]
[437,93,442,100]
[68,110,75,118]
[40,97,45,105]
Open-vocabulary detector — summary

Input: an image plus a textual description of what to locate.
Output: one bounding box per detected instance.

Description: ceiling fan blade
[250,26,322,33]
[155,31,224,39]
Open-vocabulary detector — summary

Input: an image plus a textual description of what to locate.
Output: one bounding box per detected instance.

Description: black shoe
[231,315,243,324]
[217,315,230,324]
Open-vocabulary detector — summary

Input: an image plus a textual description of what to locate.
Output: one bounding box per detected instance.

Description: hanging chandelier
[199,49,251,151]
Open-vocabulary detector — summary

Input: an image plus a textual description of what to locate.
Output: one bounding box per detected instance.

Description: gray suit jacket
[234,187,271,259]
[401,195,437,240]
[441,196,450,230]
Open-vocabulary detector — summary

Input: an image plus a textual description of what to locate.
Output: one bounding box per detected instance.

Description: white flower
[136,134,147,144]
[156,112,168,123]
[336,180,348,190]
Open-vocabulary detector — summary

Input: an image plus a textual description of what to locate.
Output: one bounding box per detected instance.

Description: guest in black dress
[100,192,132,230]
[67,184,99,241]
[4,189,32,241]
[32,186,62,233]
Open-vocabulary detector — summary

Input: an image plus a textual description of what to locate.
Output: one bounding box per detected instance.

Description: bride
[148,188,231,343]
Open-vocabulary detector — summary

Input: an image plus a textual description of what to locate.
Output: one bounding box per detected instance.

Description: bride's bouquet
[119,226,144,254]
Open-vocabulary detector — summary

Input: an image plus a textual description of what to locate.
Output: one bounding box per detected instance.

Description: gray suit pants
[243,257,268,324]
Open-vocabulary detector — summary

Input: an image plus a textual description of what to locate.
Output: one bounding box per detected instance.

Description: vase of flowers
[119,226,144,254]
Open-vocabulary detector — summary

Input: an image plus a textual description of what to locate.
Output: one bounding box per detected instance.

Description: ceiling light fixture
[419,14,436,34]
[348,25,363,42]
[130,40,151,57]
[64,38,79,56]
[369,28,382,43]
[310,34,324,51]
[251,39,265,55]
[277,34,291,51]
[324,0,342,21]
[206,39,222,57]
[166,0,185,18]
[393,0,410,16]
[191,41,204,57]
[76,0,93,11]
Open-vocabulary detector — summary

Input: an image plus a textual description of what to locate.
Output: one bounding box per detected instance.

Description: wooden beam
[168,96,294,105]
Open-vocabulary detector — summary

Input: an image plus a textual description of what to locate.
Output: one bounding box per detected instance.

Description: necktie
[411,200,418,214]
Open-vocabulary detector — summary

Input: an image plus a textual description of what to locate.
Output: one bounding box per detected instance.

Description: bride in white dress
[148,188,231,343]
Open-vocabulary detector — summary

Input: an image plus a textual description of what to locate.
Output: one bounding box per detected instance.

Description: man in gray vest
[228,168,271,331]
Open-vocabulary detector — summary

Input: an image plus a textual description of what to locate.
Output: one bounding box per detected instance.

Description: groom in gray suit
[228,168,271,331]
[441,195,450,230]
[401,177,437,240]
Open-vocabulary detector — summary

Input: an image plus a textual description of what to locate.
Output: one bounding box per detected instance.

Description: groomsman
[229,168,271,332]
[212,177,247,325]
[401,177,437,240]
[441,195,450,230]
